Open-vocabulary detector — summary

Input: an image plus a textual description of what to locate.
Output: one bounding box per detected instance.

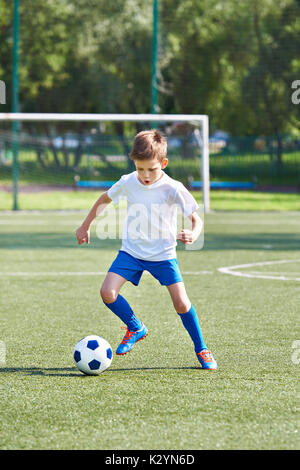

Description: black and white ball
[73,335,113,375]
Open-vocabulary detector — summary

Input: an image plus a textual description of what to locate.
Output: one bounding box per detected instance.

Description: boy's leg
[167,282,207,352]
[167,282,217,369]
[100,272,147,354]
[100,272,142,331]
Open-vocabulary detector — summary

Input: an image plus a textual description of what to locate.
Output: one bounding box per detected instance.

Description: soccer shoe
[196,349,218,370]
[115,323,148,355]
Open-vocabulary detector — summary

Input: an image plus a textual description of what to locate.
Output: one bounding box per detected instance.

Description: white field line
[0,272,108,277]
[1,219,300,226]
[242,271,300,275]
[207,221,300,225]
[0,270,213,277]
[0,210,88,215]
[1,210,299,216]
[218,259,300,281]
[0,220,83,225]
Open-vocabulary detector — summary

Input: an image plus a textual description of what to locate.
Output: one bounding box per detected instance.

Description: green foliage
[0,0,13,86]
[160,0,300,140]
[0,0,299,136]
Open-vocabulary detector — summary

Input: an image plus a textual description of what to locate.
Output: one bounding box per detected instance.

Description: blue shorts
[108,250,183,286]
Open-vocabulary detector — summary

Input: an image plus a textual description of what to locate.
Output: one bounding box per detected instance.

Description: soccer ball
[73,335,113,375]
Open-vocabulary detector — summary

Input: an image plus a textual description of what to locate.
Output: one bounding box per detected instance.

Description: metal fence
[0,128,299,194]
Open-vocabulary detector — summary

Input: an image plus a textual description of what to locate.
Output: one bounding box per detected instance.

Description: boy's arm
[177,211,203,244]
[76,191,112,244]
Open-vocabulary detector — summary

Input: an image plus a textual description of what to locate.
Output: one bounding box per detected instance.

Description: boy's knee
[100,286,118,304]
[173,299,191,314]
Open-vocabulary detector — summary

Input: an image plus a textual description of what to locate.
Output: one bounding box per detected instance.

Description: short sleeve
[174,183,199,217]
[107,175,128,206]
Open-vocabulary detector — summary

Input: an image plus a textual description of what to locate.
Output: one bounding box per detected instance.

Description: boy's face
[134,158,168,185]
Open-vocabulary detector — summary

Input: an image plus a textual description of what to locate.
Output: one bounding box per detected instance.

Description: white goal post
[0,113,210,212]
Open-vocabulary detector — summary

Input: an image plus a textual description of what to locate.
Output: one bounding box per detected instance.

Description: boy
[76,130,217,369]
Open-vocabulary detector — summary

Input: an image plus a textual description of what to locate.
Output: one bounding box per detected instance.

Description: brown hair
[129,130,167,162]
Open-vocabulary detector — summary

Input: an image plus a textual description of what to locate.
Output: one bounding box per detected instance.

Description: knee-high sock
[178,304,207,353]
[104,294,142,332]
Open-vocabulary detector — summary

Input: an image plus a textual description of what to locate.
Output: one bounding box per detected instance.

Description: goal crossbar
[0,112,207,122]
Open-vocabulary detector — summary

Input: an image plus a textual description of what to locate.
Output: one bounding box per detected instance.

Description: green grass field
[1,189,300,211]
[0,210,299,450]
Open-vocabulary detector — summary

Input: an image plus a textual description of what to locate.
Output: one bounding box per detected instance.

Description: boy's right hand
[76,225,90,245]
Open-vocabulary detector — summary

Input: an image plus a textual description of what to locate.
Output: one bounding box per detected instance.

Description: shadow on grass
[0,232,299,251]
[0,367,81,377]
[0,233,121,250]
[0,365,201,376]
[203,233,300,251]
[107,366,201,372]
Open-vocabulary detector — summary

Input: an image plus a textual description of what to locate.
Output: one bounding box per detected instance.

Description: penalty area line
[0,271,108,277]
[218,259,300,281]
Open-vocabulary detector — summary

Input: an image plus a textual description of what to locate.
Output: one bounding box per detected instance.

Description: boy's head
[130,130,168,185]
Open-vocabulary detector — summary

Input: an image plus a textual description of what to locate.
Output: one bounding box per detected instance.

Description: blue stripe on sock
[178,304,207,353]
[104,294,142,331]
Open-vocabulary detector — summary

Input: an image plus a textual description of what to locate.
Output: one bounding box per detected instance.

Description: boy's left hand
[176,229,195,244]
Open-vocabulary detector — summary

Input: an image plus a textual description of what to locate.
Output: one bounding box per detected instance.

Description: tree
[158,0,300,166]
[1,0,299,171]
[240,0,300,163]
[0,0,14,111]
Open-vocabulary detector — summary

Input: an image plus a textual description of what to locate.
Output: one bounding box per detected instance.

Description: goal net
[0,113,210,212]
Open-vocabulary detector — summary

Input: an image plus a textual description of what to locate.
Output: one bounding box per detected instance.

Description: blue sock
[178,304,207,353]
[104,294,142,332]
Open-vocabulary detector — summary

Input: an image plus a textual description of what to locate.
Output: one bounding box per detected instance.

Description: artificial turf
[0,210,299,449]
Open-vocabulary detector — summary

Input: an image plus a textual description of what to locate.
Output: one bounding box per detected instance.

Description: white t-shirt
[107,171,199,261]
